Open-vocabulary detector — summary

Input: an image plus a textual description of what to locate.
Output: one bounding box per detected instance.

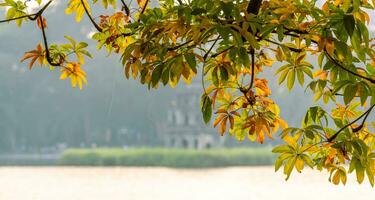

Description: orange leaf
[256,130,264,144]
[20,44,45,70]
[213,114,225,128]
[37,17,47,29]
[229,115,234,130]
[219,117,228,136]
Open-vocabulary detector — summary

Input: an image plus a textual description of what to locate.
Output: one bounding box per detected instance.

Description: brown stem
[38,15,62,67]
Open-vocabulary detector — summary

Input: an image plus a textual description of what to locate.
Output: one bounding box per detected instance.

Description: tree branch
[202,36,221,94]
[80,0,102,32]
[325,50,375,84]
[167,40,193,51]
[210,46,234,58]
[328,104,375,142]
[263,38,303,53]
[247,0,263,15]
[38,15,62,67]
[0,0,53,23]
[203,37,220,61]
[249,48,256,90]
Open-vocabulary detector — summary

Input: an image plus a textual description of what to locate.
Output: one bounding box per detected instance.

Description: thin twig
[120,0,130,16]
[201,36,221,94]
[263,38,303,53]
[210,46,234,58]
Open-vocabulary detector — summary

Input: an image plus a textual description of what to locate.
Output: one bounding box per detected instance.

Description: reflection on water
[0,167,374,200]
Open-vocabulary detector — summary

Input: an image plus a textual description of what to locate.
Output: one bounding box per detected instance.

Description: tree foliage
[1,0,375,186]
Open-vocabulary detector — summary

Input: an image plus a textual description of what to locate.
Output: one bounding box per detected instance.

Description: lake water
[0,167,374,200]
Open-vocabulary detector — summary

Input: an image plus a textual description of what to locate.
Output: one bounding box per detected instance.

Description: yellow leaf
[325,40,335,56]
[340,170,347,185]
[273,8,291,15]
[137,0,147,10]
[213,114,225,128]
[60,71,69,80]
[279,119,288,129]
[60,62,87,90]
[295,157,304,173]
[332,170,341,185]
[66,0,91,22]
[283,135,297,149]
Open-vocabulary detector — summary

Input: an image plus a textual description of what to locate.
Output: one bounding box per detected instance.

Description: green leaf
[366,64,375,75]
[274,153,293,172]
[366,168,374,187]
[342,0,351,12]
[184,53,197,73]
[151,64,163,87]
[344,14,355,37]
[272,145,291,153]
[287,69,295,90]
[284,157,297,180]
[201,94,212,124]
[238,47,250,67]
[300,154,314,168]
[343,84,357,105]
[296,69,304,86]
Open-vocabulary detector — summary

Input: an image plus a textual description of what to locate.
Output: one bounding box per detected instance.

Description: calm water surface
[0,167,374,200]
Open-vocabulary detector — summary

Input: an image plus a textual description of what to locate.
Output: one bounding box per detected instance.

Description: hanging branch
[249,48,256,90]
[0,0,53,24]
[38,15,62,67]
[325,50,375,84]
[201,36,221,94]
[328,104,375,142]
[80,0,102,32]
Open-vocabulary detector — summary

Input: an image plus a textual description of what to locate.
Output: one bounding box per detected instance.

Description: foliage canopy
[1,0,375,186]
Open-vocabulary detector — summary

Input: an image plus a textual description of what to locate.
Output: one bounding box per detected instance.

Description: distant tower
[156,82,225,149]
